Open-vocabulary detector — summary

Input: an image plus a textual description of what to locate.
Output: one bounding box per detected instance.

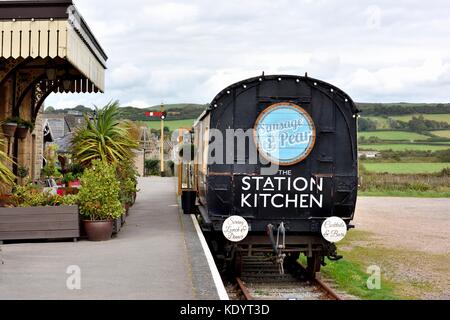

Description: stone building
[0,0,107,180]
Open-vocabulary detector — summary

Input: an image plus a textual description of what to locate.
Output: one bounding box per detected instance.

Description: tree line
[359,115,450,132]
[357,103,450,116]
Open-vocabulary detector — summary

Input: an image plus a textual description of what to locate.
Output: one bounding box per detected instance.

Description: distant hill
[45,103,207,121]
[147,103,206,111]
[45,102,450,121]
[118,104,207,121]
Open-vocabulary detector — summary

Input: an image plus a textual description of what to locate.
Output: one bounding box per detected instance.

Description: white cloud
[45,0,450,109]
[343,56,450,101]
[140,3,199,25]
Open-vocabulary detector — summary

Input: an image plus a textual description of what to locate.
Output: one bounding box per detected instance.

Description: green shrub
[60,194,79,206]
[78,159,123,221]
[117,159,138,205]
[12,184,78,207]
[67,163,84,176]
[17,166,29,179]
[144,159,160,176]
[438,167,450,176]
[41,164,61,178]
[144,159,175,176]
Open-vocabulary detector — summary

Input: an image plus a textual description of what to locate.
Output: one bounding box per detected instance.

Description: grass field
[319,230,449,299]
[359,143,450,151]
[362,162,450,174]
[359,190,450,197]
[358,131,429,141]
[144,119,195,131]
[432,130,450,139]
[300,230,400,299]
[390,114,450,123]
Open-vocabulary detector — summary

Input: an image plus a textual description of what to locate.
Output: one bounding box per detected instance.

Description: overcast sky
[46,0,450,109]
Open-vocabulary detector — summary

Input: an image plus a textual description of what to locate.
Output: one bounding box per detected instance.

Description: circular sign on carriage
[254,102,316,166]
[222,216,249,242]
[321,216,347,243]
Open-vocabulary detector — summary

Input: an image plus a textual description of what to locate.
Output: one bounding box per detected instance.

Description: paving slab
[0,177,220,300]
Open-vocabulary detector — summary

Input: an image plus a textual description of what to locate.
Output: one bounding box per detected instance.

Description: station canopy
[0,0,107,93]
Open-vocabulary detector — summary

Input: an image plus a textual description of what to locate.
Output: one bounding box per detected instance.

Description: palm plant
[0,137,15,189]
[71,101,139,166]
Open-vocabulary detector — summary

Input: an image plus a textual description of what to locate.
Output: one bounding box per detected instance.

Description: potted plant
[17,166,29,186]
[15,119,34,139]
[62,172,75,187]
[77,159,123,241]
[117,159,138,214]
[1,117,20,137]
[0,184,80,241]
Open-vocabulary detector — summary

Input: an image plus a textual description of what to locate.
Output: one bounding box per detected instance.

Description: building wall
[33,109,45,180]
[18,93,33,180]
[134,150,144,177]
[0,79,44,181]
[0,81,13,175]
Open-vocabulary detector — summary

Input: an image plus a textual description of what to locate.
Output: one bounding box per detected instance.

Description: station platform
[0,177,227,300]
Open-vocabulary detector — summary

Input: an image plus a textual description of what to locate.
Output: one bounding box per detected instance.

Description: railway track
[226,255,342,300]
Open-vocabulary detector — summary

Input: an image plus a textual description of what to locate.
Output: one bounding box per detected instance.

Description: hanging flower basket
[15,125,29,139]
[2,122,17,137]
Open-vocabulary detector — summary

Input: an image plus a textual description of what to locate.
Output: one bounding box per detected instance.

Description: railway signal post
[145,104,167,177]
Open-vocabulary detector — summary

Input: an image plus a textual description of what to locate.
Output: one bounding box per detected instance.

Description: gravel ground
[354,197,450,254]
[352,197,450,299]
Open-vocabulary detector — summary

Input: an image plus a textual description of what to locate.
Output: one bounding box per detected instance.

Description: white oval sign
[321,217,347,243]
[222,216,249,242]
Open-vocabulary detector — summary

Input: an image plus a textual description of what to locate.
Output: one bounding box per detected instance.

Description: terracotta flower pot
[15,125,29,139]
[2,123,17,137]
[83,220,113,241]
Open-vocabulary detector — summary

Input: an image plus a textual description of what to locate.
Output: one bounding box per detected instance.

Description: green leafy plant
[11,182,79,207]
[3,117,20,124]
[71,101,139,166]
[41,144,61,178]
[17,119,35,132]
[41,164,61,178]
[13,184,48,207]
[144,159,160,176]
[17,166,29,179]
[0,137,15,190]
[78,159,123,221]
[117,162,138,205]
[3,117,35,131]
[60,194,79,206]
[62,172,77,185]
[66,163,84,176]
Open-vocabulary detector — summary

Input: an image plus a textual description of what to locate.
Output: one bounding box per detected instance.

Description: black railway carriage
[182,74,359,276]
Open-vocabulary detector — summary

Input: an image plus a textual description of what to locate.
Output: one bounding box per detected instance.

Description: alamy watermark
[66,265,81,290]
[366,265,381,290]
